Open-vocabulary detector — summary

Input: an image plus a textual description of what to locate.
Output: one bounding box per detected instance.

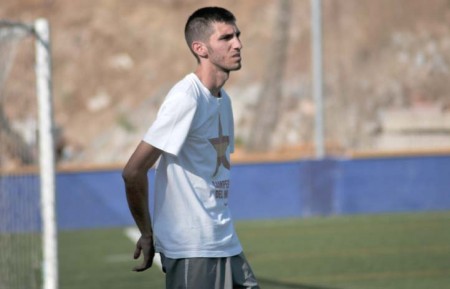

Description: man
[122,6,260,289]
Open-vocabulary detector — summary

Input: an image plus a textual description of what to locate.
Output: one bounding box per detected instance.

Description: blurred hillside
[1,0,450,166]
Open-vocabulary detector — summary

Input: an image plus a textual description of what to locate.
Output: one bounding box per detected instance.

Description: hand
[132,235,155,272]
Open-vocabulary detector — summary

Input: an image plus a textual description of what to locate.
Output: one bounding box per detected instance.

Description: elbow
[122,165,141,185]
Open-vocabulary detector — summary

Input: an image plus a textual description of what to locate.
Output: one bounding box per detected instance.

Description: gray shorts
[160,252,260,289]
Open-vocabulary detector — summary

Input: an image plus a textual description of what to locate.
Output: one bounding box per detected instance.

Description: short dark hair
[184,7,236,61]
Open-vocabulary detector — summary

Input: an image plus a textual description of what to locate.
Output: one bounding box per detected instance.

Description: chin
[218,62,241,73]
[230,63,242,71]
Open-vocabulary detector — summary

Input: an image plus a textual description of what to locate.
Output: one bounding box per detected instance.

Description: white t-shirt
[143,73,242,259]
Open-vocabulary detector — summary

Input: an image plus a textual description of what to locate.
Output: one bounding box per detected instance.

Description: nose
[233,37,243,50]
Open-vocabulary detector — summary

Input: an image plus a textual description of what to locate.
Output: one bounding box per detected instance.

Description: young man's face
[205,22,242,72]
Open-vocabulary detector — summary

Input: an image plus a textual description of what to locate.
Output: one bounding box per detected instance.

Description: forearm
[123,171,153,237]
[123,141,162,238]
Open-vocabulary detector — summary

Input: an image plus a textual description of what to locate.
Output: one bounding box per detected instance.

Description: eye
[220,34,234,41]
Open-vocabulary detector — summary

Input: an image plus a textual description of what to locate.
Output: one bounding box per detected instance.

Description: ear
[192,41,208,59]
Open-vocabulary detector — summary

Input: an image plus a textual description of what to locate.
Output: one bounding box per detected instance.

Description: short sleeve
[143,92,197,156]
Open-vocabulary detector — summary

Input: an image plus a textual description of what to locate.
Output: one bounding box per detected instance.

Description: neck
[194,64,230,97]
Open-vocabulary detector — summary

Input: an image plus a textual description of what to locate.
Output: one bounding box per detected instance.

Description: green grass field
[59,211,450,289]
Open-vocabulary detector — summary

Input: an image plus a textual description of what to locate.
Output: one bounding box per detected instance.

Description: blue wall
[334,156,450,214]
[0,174,41,232]
[2,155,450,231]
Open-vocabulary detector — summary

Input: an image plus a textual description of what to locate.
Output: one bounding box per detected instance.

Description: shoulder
[165,74,201,106]
[220,90,233,106]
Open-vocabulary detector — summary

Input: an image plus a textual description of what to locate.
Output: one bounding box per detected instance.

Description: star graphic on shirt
[209,116,231,177]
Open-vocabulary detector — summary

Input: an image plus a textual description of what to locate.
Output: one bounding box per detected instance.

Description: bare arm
[122,141,162,272]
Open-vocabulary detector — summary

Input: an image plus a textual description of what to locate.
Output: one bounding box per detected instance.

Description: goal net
[0,19,57,289]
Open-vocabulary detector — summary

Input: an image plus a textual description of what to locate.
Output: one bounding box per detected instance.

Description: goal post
[35,18,58,289]
[0,18,58,289]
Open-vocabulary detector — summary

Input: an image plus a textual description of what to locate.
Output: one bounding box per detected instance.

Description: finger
[133,249,155,272]
[133,244,141,260]
[133,259,153,272]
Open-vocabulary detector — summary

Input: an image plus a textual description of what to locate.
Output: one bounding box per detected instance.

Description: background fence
[13,154,445,230]
[3,154,449,232]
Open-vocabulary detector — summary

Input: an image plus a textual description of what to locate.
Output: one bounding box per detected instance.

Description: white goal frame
[0,18,58,289]
[35,18,58,289]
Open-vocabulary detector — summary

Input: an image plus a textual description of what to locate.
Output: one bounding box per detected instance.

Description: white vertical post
[311,0,325,158]
[35,18,58,289]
